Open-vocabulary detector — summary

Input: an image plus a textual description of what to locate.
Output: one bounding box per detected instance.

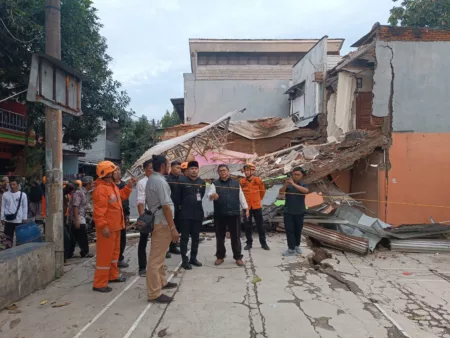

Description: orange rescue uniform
[92,178,132,288]
[239,176,266,210]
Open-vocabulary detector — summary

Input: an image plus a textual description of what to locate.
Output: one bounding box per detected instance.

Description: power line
[0,17,43,44]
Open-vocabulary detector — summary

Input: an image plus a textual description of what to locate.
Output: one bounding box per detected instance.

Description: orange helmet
[181,162,188,170]
[243,163,256,170]
[96,161,117,178]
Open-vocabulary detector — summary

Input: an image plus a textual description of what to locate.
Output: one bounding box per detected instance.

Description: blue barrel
[16,222,43,245]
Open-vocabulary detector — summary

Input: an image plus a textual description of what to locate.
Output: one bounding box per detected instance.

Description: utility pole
[44,0,64,277]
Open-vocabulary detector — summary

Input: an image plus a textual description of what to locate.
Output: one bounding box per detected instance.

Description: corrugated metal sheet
[390,239,450,253]
[196,65,292,80]
[303,223,369,255]
[228,117,298,140]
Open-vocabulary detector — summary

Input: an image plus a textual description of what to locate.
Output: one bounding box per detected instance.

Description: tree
[160,109,181,129]
[0,0,133,153]
[120,115,157,168]
[388,0,450,29]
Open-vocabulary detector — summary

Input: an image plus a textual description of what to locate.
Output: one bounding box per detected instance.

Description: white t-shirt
[136,176,148,208]
[1,190,28,223]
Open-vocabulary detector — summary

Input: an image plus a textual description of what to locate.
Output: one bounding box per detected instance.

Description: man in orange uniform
[240,163,270,251]
[92,161,135,293]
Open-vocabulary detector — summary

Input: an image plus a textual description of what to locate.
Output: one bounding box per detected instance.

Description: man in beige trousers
[145,154,180,303]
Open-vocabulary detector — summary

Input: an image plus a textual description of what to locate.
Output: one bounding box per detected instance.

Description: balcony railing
[0,108,27,133]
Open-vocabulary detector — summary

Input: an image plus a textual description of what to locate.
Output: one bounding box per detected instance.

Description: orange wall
[381,133,450,225]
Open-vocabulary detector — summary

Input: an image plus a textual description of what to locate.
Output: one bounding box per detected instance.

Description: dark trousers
[138,232,149,271]
[244,208,266,246]
[70,222,89,257]
[119,228,126,262]
[180,219,201,262]
[64,224,72,259]
[169,210,181,251]
[284,213,304,250]
[215,216,242,260]
[4,222,18,249]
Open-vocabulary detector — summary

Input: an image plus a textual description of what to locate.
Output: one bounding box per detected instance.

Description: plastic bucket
[16,222,43,245]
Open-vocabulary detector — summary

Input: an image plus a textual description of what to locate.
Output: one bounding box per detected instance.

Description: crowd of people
[0,154,309,304]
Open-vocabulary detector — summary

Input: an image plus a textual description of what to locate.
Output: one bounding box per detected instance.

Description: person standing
[67,177,93,258]
[279,167,309,256]
[178,161,205,270]
[166,161,182,255]
[240,163,270,251]
[28,180,43,220]
[92,161,135,293]
[145,155,180,303]
[208,164,249,267]
[136,159,154,277]
[1,177,28,249]
[113,167,131,268]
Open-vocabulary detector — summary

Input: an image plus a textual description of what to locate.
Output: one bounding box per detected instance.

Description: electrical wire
[0,17,43,44]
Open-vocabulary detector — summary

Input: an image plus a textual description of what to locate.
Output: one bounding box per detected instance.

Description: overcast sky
[92,0,394,121]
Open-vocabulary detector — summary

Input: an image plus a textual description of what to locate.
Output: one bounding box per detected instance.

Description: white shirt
[208,183,248,210]
[136,176,148,207]
[1,190,28,223]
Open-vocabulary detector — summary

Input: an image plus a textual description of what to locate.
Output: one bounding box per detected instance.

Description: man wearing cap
[67,176,94,258]
[165,161,182,255]
[279,167,309,257]
[240,163,270,251]
[208,164,249,267]
[92,161,135,293]
[178,161,205,270]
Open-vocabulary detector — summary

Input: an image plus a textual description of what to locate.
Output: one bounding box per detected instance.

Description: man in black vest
[208,164,249,267]
[166,161,182,255]
[178,161,205,270]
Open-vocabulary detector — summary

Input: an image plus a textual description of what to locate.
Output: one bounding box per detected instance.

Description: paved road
[1,233,450,338]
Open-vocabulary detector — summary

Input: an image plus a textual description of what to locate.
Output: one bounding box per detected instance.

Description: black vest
[213,178,241,217]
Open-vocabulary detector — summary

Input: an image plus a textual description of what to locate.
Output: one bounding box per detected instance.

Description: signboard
[27,53,83,116]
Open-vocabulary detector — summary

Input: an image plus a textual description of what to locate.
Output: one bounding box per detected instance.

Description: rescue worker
[166,161,182,255]
[178,161,205,270]
[208,164,249,267]
[113,167,131,268]
[92,161,135,293]
[240,163,270,251]
[180,162,188,176]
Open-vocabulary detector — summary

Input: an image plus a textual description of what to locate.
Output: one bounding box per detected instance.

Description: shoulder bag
[135,206,162,234]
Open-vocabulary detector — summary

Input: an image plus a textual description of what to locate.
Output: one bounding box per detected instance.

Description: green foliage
[0,0,133,152]
[389,0,450,29]
[121,115,157,168]
[160,109,181,129]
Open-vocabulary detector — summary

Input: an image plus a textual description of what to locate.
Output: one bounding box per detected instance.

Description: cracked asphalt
[1,233,450,338]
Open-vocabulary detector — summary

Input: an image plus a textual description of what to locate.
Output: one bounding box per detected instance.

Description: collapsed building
[126,25,450,254]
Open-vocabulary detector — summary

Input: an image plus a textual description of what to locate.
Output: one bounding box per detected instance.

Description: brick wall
[378,26,450,42]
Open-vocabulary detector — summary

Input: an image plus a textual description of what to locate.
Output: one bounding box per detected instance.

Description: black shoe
[93,286,112,293]
[118,261,129,268]
[189,259,202,267]
[109,276,127,283]
[244,244,252,250]
[262,244,271,251]
[169,247,181,255]
[149,294,172,303]
[139,270,146,277]
[166,252,172,259]
[181,261,192,270]
[163,282,178,290]
[199,237,205,243]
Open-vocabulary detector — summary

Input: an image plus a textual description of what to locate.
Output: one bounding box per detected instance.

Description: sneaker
[262,244,270,251]
[118,261,129,268]
[139,269,146,277]
[169,247,181,255]
[163,282,178,290]
[181,261,192,270]
[109,276,127,283]
[189,259,202,267]
[149,294,173,303]
[165,252,172,259]
[244,244,252,251]
[93,286,112,293]
[283,249,296,257]
[295,246,302,255]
